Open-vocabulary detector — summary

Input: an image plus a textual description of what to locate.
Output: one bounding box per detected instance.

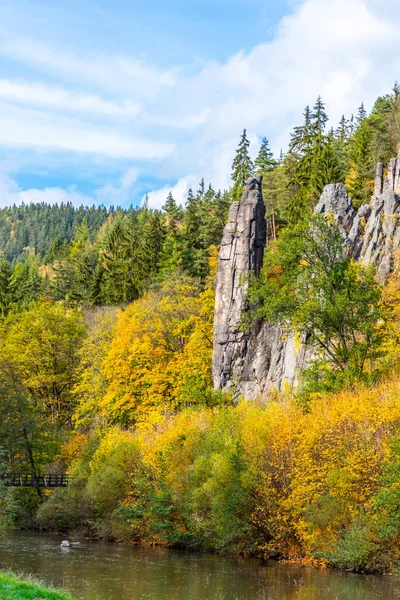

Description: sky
[0,0,399,209]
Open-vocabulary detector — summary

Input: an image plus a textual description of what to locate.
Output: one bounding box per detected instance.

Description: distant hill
[0,202,113,262]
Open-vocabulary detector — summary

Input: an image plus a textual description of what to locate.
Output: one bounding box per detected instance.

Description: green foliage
[1,303,86,424]
[283,97,345,223]
[0,572,75,599]
[254,137,277,173]
[327,519,378,571]
[187,411,253,550]
[0,178,228,307]
[249,214,385,392]
[231,129,254,201]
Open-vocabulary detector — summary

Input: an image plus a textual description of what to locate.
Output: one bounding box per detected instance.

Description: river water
[0,530,399,600]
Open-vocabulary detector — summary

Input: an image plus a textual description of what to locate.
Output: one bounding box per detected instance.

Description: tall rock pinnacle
[212,175,266,391]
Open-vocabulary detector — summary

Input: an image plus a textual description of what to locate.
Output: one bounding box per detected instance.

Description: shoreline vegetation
[0,571,76,599]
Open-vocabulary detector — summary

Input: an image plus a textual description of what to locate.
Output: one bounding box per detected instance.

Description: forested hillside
[0,184,230,310]
[2,85,400,573]
[0,203,109,263]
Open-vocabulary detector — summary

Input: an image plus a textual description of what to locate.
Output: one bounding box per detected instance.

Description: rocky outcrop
[212,175,311,399]
[212,175,266,391]
[317,154,400,283]
[213,151,400,400]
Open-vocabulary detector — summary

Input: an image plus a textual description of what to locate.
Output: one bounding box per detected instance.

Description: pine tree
[393,81,400,99]
[309,96,329,194]
[197,179,205,199]
[254,138,277,173]
[142,194,149,210]
[231,129,254,201]
[334,116,351,176]
[285,97,331,222]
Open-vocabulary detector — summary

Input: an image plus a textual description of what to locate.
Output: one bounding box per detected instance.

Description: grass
[0,572,76,599]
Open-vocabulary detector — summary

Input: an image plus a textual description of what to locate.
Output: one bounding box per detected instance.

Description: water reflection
[0,530,399,600]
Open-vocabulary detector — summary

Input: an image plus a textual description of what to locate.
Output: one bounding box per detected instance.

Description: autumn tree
[101,272,217,425]
[0,303,86,425]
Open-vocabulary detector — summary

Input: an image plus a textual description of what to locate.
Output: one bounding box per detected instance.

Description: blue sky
[0,0,399,208]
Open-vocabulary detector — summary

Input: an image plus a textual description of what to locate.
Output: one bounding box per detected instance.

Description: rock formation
[212,175,266,392]
[213,151,400,400]
[317,154,400,283]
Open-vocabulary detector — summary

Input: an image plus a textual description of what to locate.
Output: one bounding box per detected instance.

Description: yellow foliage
[60,432,90,464]
[89,427,136,472]
[378,252,400,371]
[73,310,117,427]
[101,277,214,424]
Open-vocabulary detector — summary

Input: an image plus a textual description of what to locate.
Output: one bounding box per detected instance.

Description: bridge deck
[1,473,69,488]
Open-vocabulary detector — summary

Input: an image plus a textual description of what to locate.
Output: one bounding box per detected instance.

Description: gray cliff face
[212,175,266,391]
[213,151,400,400]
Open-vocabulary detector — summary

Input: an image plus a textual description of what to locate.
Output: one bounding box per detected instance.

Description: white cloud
[0,0,400,203]
[95,168,140,206]
[0,168,140,208]
[144,175,197,209]
[0,38,176,99]
[0,173,92,207]
[0,102,174,159]
[0,79,142,118]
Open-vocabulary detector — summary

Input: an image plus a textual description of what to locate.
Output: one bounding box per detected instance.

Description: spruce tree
[356,102,367,125]
[254,138,277,173]
[289,106,312,155]
[336,115,349,142]
[315,137,343,192]
[348,114,356,136]
[334,116,351,176]
[0,259,14,316]
[311,96,328,135]
[346,119,373,208]
[285,97,332,222]
[309,96,329,195]
[162,192,182,221]
[142,212,165,276]
[231,129,254,201]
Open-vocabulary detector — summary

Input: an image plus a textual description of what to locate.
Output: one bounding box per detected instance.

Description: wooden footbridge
[1,473,69,488]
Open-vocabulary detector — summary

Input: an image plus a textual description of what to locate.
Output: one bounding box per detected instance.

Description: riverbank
[0,572,75,599]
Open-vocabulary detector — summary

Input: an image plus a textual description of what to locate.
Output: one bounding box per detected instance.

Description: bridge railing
[1,473,70,487]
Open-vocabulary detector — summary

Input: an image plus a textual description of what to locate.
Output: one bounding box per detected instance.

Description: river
[0,530,399,599]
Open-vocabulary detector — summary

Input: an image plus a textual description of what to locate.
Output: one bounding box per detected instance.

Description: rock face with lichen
[212,152,400,400]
